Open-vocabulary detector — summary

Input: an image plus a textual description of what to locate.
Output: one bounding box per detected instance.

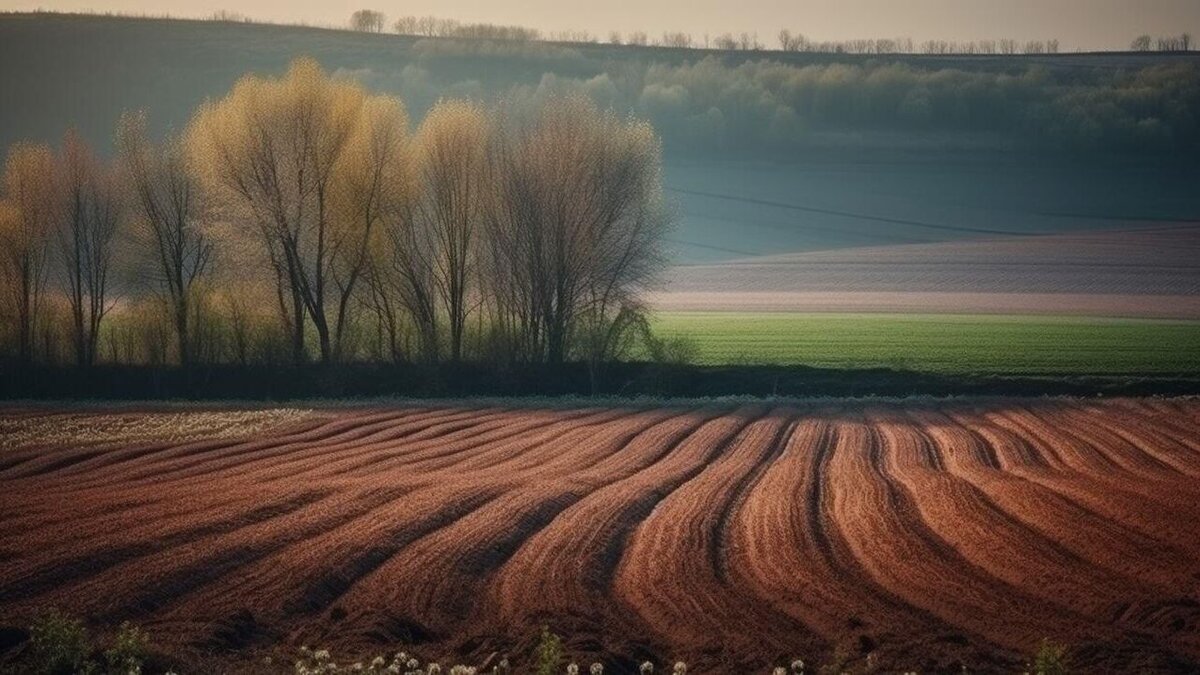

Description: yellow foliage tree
[188,57,409,364]
[1,143,57,364]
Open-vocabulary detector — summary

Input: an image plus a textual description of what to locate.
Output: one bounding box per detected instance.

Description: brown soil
[2,399,1199,673]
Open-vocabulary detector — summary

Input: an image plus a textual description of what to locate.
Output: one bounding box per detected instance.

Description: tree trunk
[290,286,306,366]
[175,299,190,369]
[314,312,332,364]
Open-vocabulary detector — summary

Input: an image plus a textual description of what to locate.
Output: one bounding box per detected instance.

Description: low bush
[1030,638,1070,675]
[28,610,93,675]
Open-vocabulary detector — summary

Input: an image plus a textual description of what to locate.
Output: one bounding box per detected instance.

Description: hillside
[2,13,1200,263]
[654,225,1200,317]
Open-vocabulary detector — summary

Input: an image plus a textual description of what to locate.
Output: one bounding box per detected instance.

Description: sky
[2,0,1199,50]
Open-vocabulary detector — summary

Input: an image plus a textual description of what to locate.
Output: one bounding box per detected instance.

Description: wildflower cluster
[294,647,483,675]
[772,658,806,675]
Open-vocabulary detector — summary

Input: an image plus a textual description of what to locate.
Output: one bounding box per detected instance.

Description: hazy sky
[3,0,1199,50]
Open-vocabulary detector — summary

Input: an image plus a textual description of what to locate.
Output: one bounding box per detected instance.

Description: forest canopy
[1,14,1198,161]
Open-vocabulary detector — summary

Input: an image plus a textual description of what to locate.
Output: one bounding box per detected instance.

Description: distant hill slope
[3,12,1199,156]
[653,225,1200,318]
[2,13,1200,264]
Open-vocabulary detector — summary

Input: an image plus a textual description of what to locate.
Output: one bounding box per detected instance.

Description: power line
[664,237,761,257]
[667,186,1019,236]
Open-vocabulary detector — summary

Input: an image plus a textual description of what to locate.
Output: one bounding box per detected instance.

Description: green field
[650,312,1200,374]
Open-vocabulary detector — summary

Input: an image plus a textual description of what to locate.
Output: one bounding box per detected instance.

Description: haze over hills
[2,12,1200,264]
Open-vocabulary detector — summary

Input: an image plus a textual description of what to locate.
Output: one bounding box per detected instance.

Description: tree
[330,96,411,361]
[349,9,385,33]
[0,143,56,364]
[188,57,403,364]
[411,99,490,362]
[660,32,692,49]
[393,15,419,35]
[118,112,215,369]
[1131,35,1152,51]
[484,96,669,366]
[56,130,122,367]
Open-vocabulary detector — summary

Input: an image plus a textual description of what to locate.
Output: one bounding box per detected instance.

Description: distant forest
[242,8,1193,56]
[1,12,1198,162]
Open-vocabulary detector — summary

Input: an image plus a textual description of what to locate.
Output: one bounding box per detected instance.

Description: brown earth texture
[2,400,1200,674]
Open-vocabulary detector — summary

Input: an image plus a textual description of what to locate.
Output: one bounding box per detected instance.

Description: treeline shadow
[2,362,1198,400]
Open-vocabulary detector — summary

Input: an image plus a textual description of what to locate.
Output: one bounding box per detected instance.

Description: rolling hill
[654,225,1200,317]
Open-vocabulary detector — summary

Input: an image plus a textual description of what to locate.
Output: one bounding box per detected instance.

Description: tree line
[352,10,1083,55]
[1130,33,1193,52]
[0,58,670,371]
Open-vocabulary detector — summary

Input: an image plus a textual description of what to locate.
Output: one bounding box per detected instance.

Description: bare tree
[0,143,56,364]
[713,33,738,50]
[118,112,215,368]
[349,9,386,33]
[659,31,693,49]
[484,96,669,366]
[56,130,123,367]
[1131,35,1152,51]
[378,182,439,363]
[189,57,404,365]
[410,99,489,362]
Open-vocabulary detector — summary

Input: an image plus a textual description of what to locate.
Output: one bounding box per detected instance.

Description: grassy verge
[650,312,1200,375]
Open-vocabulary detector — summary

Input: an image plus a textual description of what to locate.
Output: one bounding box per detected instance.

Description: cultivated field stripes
[2,400,1199,672]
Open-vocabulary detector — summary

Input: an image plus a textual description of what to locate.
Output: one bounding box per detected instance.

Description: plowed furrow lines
[486,408,736,649]
[323,408,611,479]
[89,408,463,487]
[730,415,967,664]
[950,408,1200,570]
[986,408,1200,553]
[613,409,817,671]
[0,488,332,604]
[869,408,1144,639]
[3,399,1199,674]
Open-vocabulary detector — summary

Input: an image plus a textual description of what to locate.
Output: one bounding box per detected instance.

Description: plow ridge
[1,399,1199,673]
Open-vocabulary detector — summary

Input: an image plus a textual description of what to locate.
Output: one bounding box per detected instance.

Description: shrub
[103,622,147,674]
[1031,638,1069,675]
[533,626,564,675]
[28,609,95,675]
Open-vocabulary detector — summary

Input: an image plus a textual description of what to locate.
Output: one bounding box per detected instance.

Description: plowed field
[3,400,1200,673]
